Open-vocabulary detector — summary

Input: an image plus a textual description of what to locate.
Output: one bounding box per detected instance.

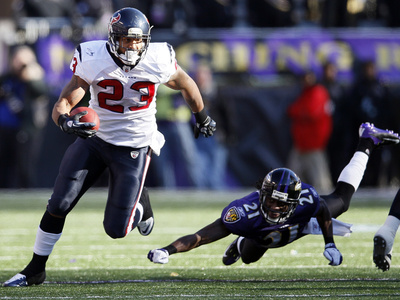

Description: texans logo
[110,13,121,25]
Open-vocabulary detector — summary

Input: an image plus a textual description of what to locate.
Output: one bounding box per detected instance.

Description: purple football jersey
[221,183,320,248]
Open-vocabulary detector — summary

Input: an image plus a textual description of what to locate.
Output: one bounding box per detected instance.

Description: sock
[139,187,151,220]
[356,138,375,156]
[20,227,62,277]
[383,215,400,234]
[136,202,144,224]
[337,151,369,190]
[21,253,49,277]
[33,227,62,256]
[375,215,400,254]
[40,210,65,234]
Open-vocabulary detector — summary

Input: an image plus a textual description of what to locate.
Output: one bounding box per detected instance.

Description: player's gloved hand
[58,112,96,139]
[323,243,343,266]
[194,109,216,138]
[148,249,169,264]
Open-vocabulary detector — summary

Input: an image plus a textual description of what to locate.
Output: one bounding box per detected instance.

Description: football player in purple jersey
[148,123,399,267]
[3,7,216,287]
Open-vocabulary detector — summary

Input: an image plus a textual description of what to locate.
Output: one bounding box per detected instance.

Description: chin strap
[121,49,141,65]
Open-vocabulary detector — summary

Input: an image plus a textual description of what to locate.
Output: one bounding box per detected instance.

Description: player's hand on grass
[323,243,343,266]
[148,249,169,264]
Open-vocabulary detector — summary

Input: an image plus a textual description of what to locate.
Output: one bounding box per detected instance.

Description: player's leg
[3,137,106,287]
[323,123,399,218]
[102,146,152,239]
[373,188,400,271]
[240,237,267,264]
[223,237,267,265]
[136,186,154,235]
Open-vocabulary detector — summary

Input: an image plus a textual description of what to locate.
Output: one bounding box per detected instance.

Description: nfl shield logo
[130,151,139,159]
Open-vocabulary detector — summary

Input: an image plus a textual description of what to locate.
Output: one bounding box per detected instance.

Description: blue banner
[35,28,400,93]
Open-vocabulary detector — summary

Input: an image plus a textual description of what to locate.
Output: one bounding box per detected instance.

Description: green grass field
[1,188,400,299]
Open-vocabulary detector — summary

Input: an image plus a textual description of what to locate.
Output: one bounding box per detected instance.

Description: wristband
[58,114,70,132]
[57,114,69,126]
[164,245,177,255]
[325,242,336,249]
[194,109,207,124]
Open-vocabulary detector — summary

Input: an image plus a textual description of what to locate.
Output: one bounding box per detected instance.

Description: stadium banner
[172,28,400,83]
[34,28,400,91]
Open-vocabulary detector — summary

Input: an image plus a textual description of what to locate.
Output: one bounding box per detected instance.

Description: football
[70,106,100,131]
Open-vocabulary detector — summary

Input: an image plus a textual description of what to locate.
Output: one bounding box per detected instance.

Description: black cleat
[373,236,392,272]
[222,237,241,266]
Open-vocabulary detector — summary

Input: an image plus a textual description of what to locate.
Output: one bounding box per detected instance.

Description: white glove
[148,249,169,264]
[323,243,343,266]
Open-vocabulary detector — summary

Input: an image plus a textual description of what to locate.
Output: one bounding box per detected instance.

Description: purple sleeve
[221,192,263,237]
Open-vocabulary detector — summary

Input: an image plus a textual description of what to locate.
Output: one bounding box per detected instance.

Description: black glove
[58,112,97,139]
[194,109,216,138]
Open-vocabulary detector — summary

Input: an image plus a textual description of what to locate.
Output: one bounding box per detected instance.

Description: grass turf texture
[1,188,400,299]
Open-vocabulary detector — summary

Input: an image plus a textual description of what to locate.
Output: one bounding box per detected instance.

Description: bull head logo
[110,13,121,25]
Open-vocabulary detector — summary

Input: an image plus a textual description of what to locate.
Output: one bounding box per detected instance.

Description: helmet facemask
[260,192,299,225]
[259,168,301,225]
[109,28,151,66]
[107,8,152,67]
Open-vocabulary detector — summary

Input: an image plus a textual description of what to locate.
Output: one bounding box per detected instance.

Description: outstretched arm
[148,219,231,264]
[316,199,343,266]
[316,199,334,245]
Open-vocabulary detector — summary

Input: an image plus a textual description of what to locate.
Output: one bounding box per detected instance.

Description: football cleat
[359,122,400,147]
[137,187,154,236]
[3,271,46,287]
[222,237,242,266]
[373,222,396,272]
[373,236,392,272]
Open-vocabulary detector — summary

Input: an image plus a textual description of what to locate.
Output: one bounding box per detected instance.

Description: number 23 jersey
[71,40,178,155]
[221,183,321,248]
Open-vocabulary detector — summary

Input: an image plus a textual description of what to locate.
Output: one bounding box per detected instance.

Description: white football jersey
[70,40,178,155]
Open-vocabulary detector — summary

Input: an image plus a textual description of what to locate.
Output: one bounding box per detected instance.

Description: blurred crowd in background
[8,0,400,31]
[1,0,400,190]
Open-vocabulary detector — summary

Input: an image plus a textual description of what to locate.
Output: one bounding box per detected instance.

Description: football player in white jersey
[373,190,400,272]
[3,7,216,287]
